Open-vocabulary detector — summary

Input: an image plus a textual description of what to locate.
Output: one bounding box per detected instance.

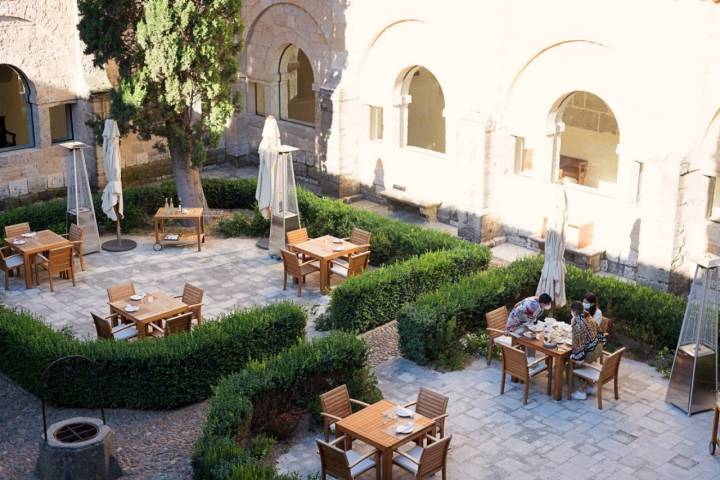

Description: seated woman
[570,301,605,400]
[582,292,603,327]
[505,293,552,334]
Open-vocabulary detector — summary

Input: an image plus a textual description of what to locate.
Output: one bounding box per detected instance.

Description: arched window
[404,67,445,153]
[0,65,34,152]
[554,91,619,191]
[279,45,315,125]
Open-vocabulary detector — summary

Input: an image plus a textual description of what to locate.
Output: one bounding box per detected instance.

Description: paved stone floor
[277,357,720,480]
[0,234,332,339]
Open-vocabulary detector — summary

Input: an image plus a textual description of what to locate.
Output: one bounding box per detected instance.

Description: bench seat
[379,189,442,222]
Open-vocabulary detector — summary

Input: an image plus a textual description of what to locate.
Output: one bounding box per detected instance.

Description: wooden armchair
[107,282,136,302]
[34,245,75,292]
[1,246,24,290]
[336,228,371,267]
[319,384,370,443]
[485,306,512,366]
[281,249,319,297]
[570,347,625,409]
[393,434,452,480]
[61,223,86,271]
[175,283,204,325]
[286,227,309,258]
[91,312,138,341]
[330,251,370,280]
[148,312,193,338]
[500,344,552,405]
[316,436,379,480]
[4,222,30,239]
[403,387,449,439]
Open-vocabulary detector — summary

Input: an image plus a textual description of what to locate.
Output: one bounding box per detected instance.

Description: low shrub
[218,207,271,238]
[318,245,491,333]
[398,255,686,366]
[192,332,381,480]
[0,302,305,409]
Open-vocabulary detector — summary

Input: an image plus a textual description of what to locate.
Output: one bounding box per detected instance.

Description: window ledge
[278,118,316,129]
[560,181,617,199]
[403,145,446,158]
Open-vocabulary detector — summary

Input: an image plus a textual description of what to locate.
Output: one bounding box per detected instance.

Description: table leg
[382,446,393,480]
[154,219,160,246]
[567,359,573,400]
[553,356,565,401]
[196,217,201,252]
[23,253,33,288]
[320,259,330,294]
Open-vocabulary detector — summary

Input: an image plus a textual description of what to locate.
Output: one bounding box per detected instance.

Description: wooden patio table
[512,333,572,401]
[108,291,189,337]
[5,230,71,289]
[290,235,361,294]
[335,399,435,480]
[153,207,205,252]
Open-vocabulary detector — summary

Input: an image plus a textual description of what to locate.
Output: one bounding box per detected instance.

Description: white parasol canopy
[537,185,568,307]
[256,115,281,219]
[101,119,123,221]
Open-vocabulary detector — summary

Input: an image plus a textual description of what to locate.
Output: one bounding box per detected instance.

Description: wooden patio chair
[281,248,319,297]
[485,306,512,366]
[336,228,372,267]
[107,282,136,303]
[4,222,30,239]
[330,251,370,280]
[175,283,204,325]
[316,436,379,480]
[319,384,370,443]
[148,312,193,338]
[571,347,625,409]
[393,434,452,480]
[61,223,86,271]
[34,245,75,292]
[403,387,449,439]
[500,344,552,405]
[286,228,309,259]
[91,312,138,341]
[0,246,24,290]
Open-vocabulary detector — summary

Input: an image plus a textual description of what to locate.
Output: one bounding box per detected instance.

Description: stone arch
[243,0,331,43]
[397,65,446,153]
[0,64,36,150]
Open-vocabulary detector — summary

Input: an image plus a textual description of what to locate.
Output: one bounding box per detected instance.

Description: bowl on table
[332,238,343,244]
[124,304,140,312]
[130,294,145,301]
[396,422,414,435]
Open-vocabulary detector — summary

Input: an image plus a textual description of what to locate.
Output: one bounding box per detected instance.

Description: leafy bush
[318,245,491,333]
[0,303,305,409]
[192,332,381,480]
[219,207,271,238]
[398,255,686,365]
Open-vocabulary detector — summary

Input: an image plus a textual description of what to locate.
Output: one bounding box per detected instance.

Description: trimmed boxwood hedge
[0,302,305,409]
[318,245,491,333]
[398,255,687,366]
[192,332,381,480]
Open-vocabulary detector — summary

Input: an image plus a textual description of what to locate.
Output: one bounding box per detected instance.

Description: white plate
[12,239,25,245]
[396,423,414,434]
[333,246,344,252]
[124,305,140,312]
[396,407,414,418]
[333,239,343,244]
[523,331,535,338]
[130,294,145,301]
[21,232,36,238]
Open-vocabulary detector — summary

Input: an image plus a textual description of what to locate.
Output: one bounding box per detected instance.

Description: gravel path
[360,320,400,367]
[0,374,207,480]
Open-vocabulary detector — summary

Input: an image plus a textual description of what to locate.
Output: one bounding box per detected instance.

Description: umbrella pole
[101,205,137,252]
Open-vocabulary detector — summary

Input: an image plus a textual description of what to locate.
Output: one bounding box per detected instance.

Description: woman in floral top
[505,293,552,333]
[570,301,605,400]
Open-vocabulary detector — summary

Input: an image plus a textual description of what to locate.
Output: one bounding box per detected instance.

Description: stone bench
[379,189,442,222]
[528,234,605,272]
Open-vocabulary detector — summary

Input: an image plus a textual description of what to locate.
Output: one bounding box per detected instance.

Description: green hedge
[0,302,305,409]
[398,255,687,366]
[318,245,491,333]
[192,332,381,480]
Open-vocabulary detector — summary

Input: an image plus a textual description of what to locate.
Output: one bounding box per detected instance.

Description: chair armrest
[425,433,441,444]
[183,303,203,309]
[430,413,449,423]
[347,448,378,468]
[395,449,421,465]
[299,259,318,267]
[61,233,69,238]
[320,412,343,423]
[36,253,48,263]
[328,435,347,447]
[528,356,548,368]
[147,323,165,335]
[174,295,183,299]
[349,398,369,408]
[487,327,506,334]
[113,322,136,333]
[402,401,417,408]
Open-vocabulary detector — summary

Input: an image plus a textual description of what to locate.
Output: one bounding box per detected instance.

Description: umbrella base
[101,239,137,252]
[256,238,269,250]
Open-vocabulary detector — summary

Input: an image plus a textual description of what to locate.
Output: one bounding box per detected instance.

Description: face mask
[582,302,592,310]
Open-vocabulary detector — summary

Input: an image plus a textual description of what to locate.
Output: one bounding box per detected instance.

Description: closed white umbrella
[537,186,567,307]
[256,115,281,219]
[100,119,136,251]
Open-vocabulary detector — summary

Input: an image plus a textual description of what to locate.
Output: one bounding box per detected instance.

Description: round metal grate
[53,422,99,444]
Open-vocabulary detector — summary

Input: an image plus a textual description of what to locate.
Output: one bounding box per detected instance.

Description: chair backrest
[500,345,529,380]
[164,312,193,336]
[417,435,452,477]
[415,387,449,424]
[600,316,612,335]
[5,222,30,238]
[181,283,204,306]
[91,312,115,340]
[347,251,371,277]
[319,384,353,420]
[350,228,371,247]
[600,347,625,383]
[47,246,73,272]
[316,439,352,479]
[68,224,84,242]
[107,282,136,302]
[286,228,309,246]
[281,249,303,277]
[485,306,509,338]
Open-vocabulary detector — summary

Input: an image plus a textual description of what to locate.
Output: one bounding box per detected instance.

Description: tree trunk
[167,136,208,209]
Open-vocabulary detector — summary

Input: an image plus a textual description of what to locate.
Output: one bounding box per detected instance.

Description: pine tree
[78,0,244,208]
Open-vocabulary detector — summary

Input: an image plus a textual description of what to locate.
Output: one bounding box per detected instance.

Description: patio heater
[665,253,720,415]
[267,145,301,257]
[60,141,101,253]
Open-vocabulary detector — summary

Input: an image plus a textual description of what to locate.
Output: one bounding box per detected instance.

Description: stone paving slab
[0,234,331,339]
[276,357,720,479]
